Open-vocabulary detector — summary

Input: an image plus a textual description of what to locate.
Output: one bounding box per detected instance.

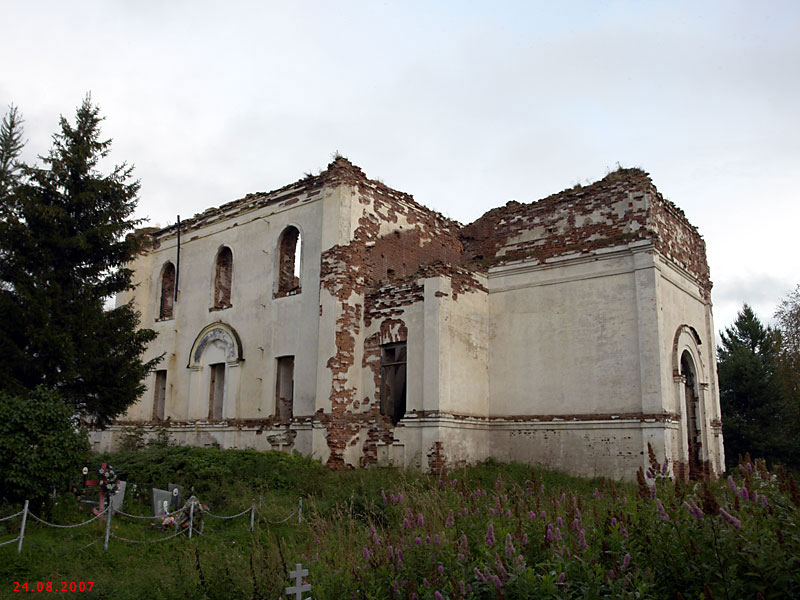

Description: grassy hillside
[1,447,798,599]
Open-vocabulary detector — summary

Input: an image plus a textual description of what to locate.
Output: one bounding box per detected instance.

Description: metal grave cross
[285,563,311,600]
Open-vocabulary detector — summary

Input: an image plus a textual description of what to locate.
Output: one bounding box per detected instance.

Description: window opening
[159,263,176,319]
[213,247,233,309]
[681,352,702,479]
[277,227,301,296]
[208,363,225,420]
[152,370,167,420]
[380,342,407,425]
[275,356,295,421]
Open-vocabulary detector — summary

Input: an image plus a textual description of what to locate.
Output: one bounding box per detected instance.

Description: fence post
[249,502,255,532]
[104,506,112,551]
[298,498,302,525]
[17,500,28,553]
[188,500,195,540]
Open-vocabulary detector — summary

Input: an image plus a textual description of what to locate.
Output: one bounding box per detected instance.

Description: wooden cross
[285,563,311,600]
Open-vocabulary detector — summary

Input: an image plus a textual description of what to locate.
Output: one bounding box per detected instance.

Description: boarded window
[275,356,294,421]
[277,226,301,296]
[380,343,407,425]
[213,247,233,309]
[208,363,225,420]
[159,262,175,319]
[152,370,167,420]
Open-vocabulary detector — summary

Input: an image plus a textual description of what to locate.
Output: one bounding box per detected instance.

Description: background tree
[0,97,159,427]
[775,285,800,436]
[0,387,90,504]
[718,304,798,469]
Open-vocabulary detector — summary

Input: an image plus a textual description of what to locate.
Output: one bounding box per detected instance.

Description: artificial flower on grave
[99,463,121,496]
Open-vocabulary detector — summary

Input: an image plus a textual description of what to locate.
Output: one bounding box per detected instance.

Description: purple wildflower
[425,535,430,545]
[557,516,563,527]
[363,547,370,561]
[557,572,566,584]
[474,567,487,582]
[415,536,422,545]
[611,517,618,527]
[740,486,750,501]
[728,475,736,490]
[403,518,410,529]
[622,553,631,570]
[495,473,503,490]
[555,527,562,541]
[684,499,704,520]
[572,517,580,531]
[505,533,515,557]
[437,564,444,575]
[506,509,512,518]
[459,581,466,595]
[540,510,546,519]
[577,528,587,550]
[492,575,503,589]
[417,513,424,527]
[593,488,601,499]
[435,592,443,600]
[528,510,536,519]
[719,508,741,529]
[522,532,528,545]
[546,524,554,541]
[381,489,387,505]
[485,523,496,546]
[445,509,454,527]
[657,499,671,521]
[621,526,629,538]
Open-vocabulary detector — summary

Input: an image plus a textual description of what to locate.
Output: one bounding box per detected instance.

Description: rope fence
[0,497,304,553]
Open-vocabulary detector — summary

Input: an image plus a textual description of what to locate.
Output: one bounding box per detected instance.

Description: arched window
[159,262,176,319]
[276,226,301,296]
[213,247,233,309]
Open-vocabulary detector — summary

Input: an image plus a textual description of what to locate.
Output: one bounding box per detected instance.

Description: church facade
[91,158,724,480]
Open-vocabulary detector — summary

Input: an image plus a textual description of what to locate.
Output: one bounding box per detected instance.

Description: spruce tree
[0,97,159,427]
[718,304,796,469]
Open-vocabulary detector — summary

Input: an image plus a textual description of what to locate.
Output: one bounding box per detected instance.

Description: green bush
[0,386,90,504]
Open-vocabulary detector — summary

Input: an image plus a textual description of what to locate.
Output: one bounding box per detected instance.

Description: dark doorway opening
[380,343,407,425]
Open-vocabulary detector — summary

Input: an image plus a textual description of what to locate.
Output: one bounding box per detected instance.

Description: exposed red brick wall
[649,193,712,298]
[460,168,711,295]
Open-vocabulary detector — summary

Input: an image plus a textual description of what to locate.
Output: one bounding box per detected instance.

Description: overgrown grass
[1,448,799,599]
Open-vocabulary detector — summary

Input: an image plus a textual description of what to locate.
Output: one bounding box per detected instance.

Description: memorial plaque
[168,483,184,509]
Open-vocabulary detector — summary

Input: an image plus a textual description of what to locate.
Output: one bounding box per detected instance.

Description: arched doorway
[680,351,703,479]
[186,323,244,420]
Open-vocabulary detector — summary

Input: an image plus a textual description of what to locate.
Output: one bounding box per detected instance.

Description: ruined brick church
[91,157,725,481]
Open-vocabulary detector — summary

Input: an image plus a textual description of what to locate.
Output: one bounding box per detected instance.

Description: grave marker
[152,488,172,516]
[285,563,311,600]
[110,481,126,512]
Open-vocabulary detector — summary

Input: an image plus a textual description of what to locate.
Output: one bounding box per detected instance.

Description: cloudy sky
[2,0,798,334]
